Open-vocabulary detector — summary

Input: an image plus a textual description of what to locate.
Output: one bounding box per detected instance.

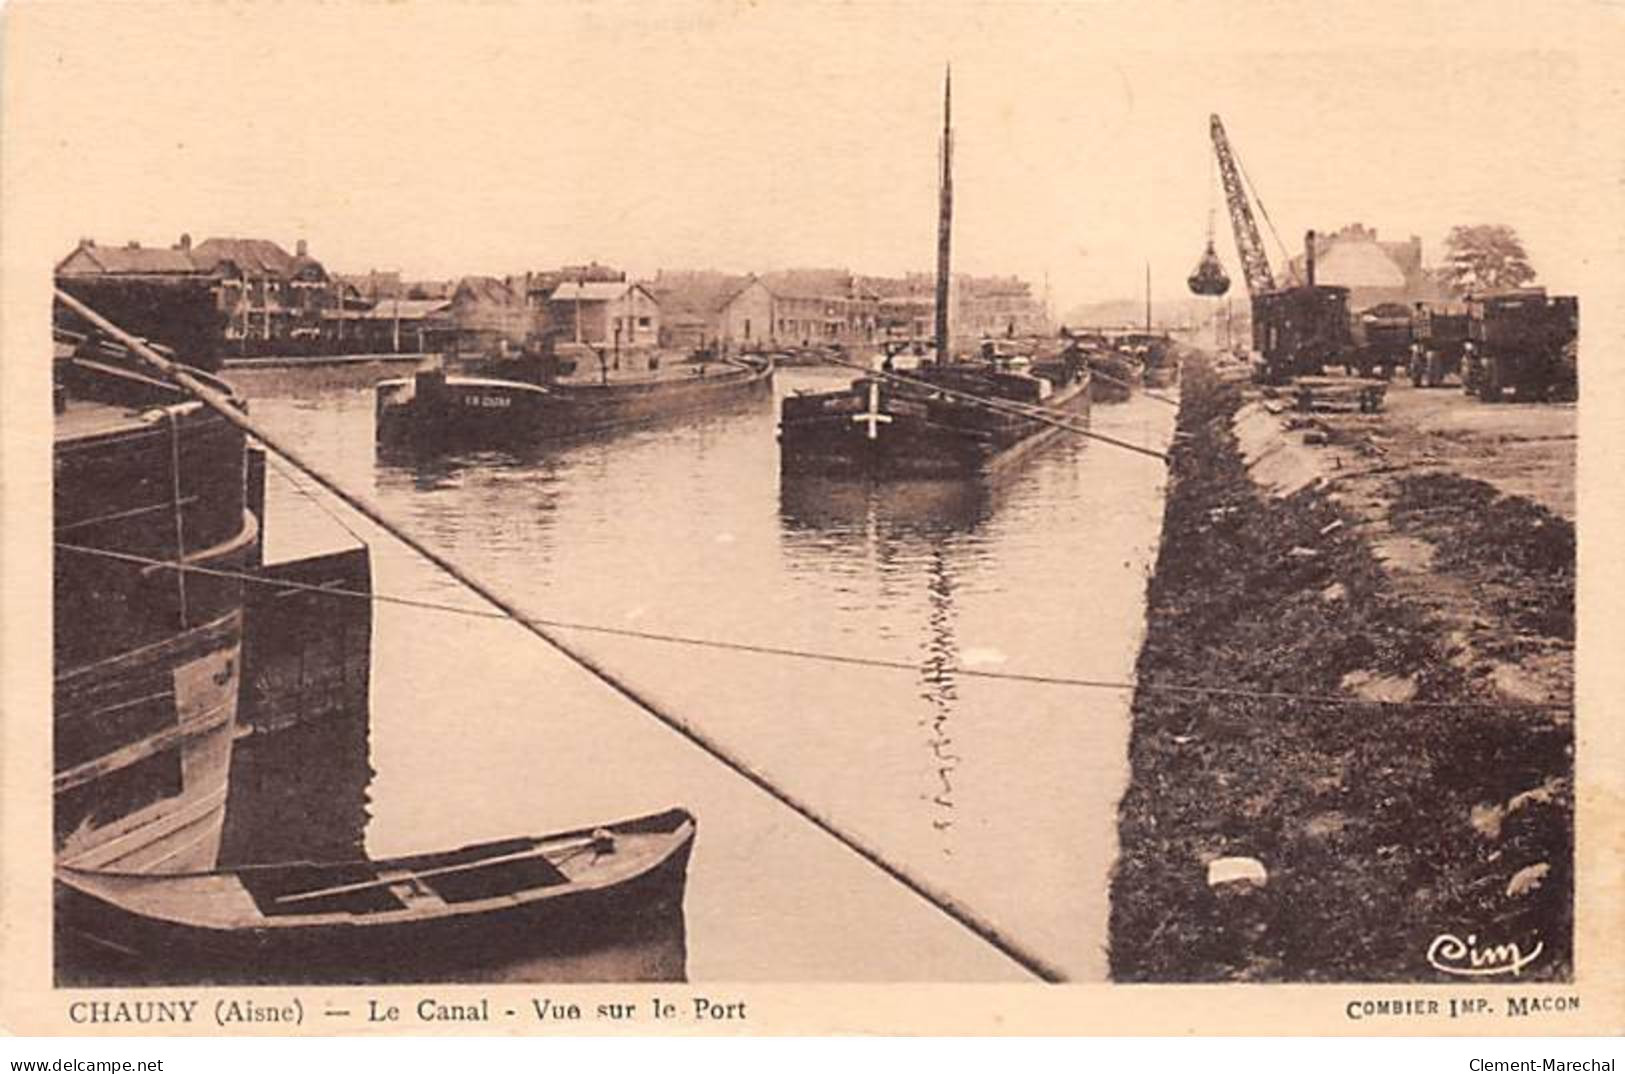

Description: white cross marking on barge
[852,380,893,440]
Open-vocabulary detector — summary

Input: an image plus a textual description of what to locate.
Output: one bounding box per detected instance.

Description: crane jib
[1209,114,1277,299]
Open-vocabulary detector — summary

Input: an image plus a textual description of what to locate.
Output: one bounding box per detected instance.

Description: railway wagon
[1408,303,1471,388]
[1462,290,1578,403]
[1345,302,1413,380]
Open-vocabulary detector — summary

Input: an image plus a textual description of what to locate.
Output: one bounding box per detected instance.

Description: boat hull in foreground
[56,808,696,985]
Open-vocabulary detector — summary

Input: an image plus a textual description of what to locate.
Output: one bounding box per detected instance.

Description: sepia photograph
[2,0,1621,1040]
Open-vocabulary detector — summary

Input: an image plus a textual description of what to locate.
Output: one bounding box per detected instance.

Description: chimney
[296,239,308,257]
[126,240,141,249]
[176,232,191,252]
[79,237,94,249]
[1304,230,1317,288]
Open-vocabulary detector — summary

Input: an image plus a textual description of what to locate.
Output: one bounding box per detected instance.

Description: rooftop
[548,280,645,303]
[323,299,450,320]
[190,237,300,276]
[56,241,200,276]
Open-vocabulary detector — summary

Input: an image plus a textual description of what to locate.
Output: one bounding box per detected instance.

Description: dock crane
[1193,113,1351,384]
[1208,114,1276,299]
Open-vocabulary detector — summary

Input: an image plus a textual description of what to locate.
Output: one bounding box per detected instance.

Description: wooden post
[934,66,952,363]
[1145,260,1152,334]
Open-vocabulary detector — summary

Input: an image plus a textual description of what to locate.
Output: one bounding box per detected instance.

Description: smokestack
[1304,230,1317,288]
[176,233,191,252]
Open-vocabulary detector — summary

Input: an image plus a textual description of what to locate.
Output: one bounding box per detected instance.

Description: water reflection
[778,474,1001,849]
[60,705,691,987]
[777,474,993,538]
[160,371,1180,981]
[920,548,961,839]
[219,712,374,867]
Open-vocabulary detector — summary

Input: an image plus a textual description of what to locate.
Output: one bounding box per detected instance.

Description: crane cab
[1251,285,1352,385]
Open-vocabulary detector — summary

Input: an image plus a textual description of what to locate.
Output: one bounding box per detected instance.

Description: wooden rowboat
[56,807,696,985]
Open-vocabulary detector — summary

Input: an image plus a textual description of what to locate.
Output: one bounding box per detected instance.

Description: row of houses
[56,235,336,360]
[55,237,650,360]
[645,267,1049,350]
[56,233,1050,362]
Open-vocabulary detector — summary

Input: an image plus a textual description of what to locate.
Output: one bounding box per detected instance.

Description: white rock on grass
[1340,669,1419,703]
[1505,862,1551,899]
[1207,856,1269,891]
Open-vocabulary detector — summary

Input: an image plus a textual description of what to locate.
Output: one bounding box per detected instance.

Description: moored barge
[53,322,259,875]
[778,70,1092,479]
[779,351,1091,478]
[374,352,774,448]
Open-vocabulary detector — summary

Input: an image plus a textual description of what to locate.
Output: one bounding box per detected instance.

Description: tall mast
[934,66,953,362]
[1144,261,1151,333]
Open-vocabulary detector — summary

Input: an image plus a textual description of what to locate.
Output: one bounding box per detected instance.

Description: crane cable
[1233,145,1295,282]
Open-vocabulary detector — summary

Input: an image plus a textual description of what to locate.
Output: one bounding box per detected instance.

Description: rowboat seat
[243,863,408,917]
[424,851,572,904]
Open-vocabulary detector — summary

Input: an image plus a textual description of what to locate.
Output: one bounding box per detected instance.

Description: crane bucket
[1188,241,1231,296]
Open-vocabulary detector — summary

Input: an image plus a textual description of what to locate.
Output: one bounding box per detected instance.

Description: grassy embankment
[1108,352,1573,982]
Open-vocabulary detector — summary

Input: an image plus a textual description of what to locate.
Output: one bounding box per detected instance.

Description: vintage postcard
[2,0,1621,1038]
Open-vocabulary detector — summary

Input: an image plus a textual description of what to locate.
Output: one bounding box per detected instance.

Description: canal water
[225,364,1177,982]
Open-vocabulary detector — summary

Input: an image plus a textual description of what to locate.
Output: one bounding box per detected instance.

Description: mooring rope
[165,408,190,627]
[265,451,367,545]
[54,541,1574,714]
[820,354,1170,462]
[55,287,1070,984]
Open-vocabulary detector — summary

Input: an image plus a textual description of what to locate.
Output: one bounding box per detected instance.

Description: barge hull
[780,377,1090,479]
[375,360,774,447]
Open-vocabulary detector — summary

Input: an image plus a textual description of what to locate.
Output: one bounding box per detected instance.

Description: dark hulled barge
[779,349,1091,478]
[53,293,698,987]
[374,352,773,449]
[778,69,1092,479]
[53,325,258,875]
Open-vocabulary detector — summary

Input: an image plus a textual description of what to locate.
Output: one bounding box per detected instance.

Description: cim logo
[1427,932,1544,978]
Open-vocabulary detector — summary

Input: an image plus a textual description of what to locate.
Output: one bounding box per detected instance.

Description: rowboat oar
[272,832,613,907]
[54,287,1070,984]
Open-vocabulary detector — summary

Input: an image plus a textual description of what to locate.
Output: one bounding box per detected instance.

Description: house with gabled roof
[446,275,537,355]
[646,270,754,348]
[54,236,227,366]
[758,268,878,344]
[716,276,775,347]
[187,236,332,351]
[57,238,201,277]
[546,280,660,349]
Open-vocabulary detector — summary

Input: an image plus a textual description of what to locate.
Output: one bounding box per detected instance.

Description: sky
[5,1,1606,312]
